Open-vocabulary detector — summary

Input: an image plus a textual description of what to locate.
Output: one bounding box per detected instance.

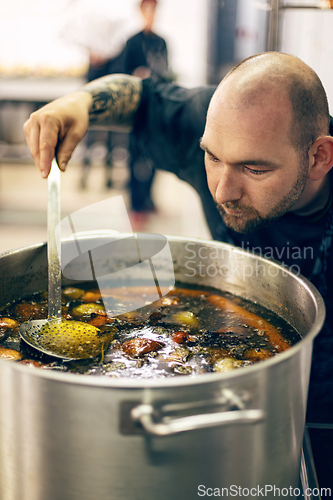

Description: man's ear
[307,136,333,181]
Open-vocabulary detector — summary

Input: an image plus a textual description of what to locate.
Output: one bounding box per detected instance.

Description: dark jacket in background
[124,30,168,80]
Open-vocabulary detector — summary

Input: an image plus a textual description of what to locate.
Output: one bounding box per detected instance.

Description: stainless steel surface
[47,159,61,320]
[19,160,64,356]
[18,319,69,359]
[0,234,326,500]
[265,0,332,52]
[300,427,321,500]
[267,0,280,50]
[18,165,101,361]
[18,318,103,361]
[131,390,265,436]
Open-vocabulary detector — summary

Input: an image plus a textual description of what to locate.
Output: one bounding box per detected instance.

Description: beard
[216,161,309,234]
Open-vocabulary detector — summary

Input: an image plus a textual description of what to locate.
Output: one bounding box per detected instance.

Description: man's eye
[245,166,267,175]
[207,154,220,163]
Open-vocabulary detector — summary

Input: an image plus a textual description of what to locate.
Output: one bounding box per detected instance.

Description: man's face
[201,83,310,234]
[141,0,156,31]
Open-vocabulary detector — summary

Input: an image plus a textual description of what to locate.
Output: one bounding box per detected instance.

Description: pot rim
[0,233,326,389]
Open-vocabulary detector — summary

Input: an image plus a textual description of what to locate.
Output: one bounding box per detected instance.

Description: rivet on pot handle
[131,397,265,437]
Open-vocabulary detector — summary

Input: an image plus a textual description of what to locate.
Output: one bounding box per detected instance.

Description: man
[24,52,333,423]
[123,0,170,214]
[124,0,168,81]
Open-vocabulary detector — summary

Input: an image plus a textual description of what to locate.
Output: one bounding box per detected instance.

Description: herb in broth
[0,283,300,377]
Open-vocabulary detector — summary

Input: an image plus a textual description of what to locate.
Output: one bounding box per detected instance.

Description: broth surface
[0,283,300,377]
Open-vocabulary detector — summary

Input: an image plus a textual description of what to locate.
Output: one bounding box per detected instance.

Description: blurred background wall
[0,0,208,146]
[1,0,333,253]
[279,1,333,112]
[1,0,333,146]
[0,0,208,85]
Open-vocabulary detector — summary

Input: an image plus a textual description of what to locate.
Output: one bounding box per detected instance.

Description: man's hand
[24,91,92,178]
[24,75,142,178]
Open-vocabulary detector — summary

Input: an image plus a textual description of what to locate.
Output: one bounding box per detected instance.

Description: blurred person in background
[124,0,168,80]
[123,0,171,220]
[80,0,170,201]
[58,0,141,190]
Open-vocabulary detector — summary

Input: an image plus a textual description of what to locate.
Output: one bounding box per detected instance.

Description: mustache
[216,202,256,214]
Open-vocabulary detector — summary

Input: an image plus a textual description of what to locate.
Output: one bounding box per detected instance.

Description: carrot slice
[207,294,290,352]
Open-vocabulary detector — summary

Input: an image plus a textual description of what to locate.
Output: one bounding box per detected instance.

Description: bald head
[212,52,330,156]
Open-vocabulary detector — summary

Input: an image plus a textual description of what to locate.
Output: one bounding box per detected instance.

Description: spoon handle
[48,159,62,320]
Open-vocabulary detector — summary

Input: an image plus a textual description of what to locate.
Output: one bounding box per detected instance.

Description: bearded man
[24,52,333,423]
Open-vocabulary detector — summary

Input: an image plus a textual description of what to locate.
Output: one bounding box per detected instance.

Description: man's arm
[23,75,142,178]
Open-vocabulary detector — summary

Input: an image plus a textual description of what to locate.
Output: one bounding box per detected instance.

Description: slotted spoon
[19,160,109,360]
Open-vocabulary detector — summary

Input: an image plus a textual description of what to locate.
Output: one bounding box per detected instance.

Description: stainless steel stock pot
[0,233,325,500]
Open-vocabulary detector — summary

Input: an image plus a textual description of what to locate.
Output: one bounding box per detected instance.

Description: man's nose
[215,165,243,205]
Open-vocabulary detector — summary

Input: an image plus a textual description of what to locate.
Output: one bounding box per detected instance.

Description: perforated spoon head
[19,318,111,360]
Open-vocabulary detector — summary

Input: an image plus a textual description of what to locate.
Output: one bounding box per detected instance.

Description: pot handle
[131,404,265,437]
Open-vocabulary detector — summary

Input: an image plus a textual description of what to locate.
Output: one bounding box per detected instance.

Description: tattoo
[84,75,143,130]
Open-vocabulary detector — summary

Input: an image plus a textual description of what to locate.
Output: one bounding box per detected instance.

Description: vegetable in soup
[0,283,300,378]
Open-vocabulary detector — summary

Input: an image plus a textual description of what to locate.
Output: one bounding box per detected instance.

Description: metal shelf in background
[256,0,333,50]
[255,0,333,9]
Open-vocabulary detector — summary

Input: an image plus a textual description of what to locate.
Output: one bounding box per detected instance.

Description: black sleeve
[132,78,215,182]
[132,79,223,240]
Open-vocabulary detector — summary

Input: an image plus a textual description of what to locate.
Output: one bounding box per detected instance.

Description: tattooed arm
[24,75,142,178]
[85,75,142,129]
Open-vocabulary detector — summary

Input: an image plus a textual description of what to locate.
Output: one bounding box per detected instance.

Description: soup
[0,283,299,378]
